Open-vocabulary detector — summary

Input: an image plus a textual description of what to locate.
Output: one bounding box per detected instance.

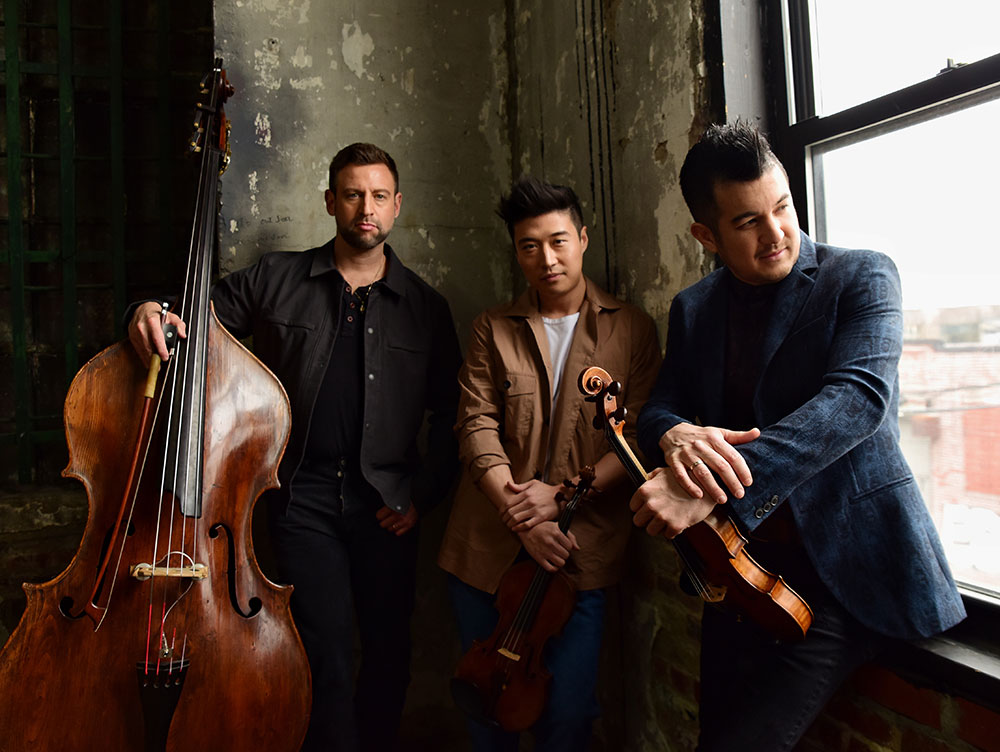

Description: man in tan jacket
[438,176,660,750]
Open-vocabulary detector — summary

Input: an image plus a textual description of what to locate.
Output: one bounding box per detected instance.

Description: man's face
[325,163,402,251]
[692,165,801,286]
[513,210,588,303]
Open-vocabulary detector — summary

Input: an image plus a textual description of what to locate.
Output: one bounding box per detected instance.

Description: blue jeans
[697,578,888,751]
[270,462,419,752]
[448,574,604,752]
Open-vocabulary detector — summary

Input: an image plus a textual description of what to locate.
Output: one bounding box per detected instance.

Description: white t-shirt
[543,312,580,406]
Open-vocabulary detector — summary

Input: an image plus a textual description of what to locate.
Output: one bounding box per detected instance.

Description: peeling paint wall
[214,0,514,336]
[507,0,716,337]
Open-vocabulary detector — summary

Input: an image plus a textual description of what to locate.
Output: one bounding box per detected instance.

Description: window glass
[811,94,1000,595]
[811,0,1000,115]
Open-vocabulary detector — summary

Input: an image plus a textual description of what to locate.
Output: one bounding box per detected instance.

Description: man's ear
[324,189,336,217]
[690,222,719,255]
[394,191,402,218]
[579,225,589,254]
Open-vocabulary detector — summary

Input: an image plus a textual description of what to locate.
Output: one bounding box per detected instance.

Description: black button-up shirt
[210,239,461,514]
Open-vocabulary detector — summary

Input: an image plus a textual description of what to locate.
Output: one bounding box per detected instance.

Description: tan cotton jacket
[437,279,661,593]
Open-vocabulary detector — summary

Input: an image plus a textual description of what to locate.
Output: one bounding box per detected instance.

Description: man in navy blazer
[633,122,965,751]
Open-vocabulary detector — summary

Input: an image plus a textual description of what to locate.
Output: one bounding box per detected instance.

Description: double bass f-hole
[578,366,813,642]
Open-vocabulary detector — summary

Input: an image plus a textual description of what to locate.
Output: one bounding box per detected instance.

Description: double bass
[0,59,311,750]
[579,366,813,642]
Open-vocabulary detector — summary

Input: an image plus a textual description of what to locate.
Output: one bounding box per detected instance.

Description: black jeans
[270,462,419,752]
[697,547,888,751]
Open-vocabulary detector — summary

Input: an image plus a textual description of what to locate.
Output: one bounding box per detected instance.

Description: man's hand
[659,423,760,503]
[517,521,578,572]
[128,301,187,366]
[376,504,418,536]
[630,467,719,538]
[500,478,560,532]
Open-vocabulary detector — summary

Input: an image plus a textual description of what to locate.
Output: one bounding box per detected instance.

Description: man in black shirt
[129,143,462,752]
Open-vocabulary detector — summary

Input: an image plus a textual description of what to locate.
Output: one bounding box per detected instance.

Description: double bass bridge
[130,562,209,581]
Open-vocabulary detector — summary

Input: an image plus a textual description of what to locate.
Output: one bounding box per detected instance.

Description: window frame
[756,0,1000,706]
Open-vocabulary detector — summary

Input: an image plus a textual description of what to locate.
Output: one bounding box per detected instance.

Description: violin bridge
[130,563,209,581]
[497,648,521,662]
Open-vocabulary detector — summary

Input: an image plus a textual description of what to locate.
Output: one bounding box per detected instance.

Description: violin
[578,366,813,642]
[0,59,311,750]
[451,467,595,732]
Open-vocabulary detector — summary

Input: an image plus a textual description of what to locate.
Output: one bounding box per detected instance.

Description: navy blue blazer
[637,233,965,640]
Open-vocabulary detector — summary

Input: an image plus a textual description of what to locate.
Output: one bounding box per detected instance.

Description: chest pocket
[501,372,537,437]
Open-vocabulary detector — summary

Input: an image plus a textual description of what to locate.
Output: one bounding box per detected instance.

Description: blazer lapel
[756,234,819,403]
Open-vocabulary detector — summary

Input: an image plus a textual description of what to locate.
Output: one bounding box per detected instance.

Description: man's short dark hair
[679,121,785,227]
[497,176,584,239]
[329,142,399,193]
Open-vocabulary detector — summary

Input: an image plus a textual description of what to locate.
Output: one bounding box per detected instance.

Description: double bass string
[141,71,223,673]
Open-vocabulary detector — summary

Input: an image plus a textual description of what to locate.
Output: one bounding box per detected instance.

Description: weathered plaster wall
[214,0,513,339]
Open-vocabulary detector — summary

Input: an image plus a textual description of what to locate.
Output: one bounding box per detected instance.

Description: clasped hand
[500,478,560,532]
[629,423,760,539]
[518,521,578,573]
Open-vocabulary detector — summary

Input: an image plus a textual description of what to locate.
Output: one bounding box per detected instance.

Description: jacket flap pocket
[502,372,536,397]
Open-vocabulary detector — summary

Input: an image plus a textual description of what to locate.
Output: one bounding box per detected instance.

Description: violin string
[500,482,585,655]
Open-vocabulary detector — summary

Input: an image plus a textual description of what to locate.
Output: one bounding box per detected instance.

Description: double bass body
[0,60,310,751]
[0,315,310,751]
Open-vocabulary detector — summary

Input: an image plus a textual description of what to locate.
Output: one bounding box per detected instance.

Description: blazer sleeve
[728,251,904,530]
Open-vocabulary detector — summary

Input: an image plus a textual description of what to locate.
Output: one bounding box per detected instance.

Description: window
[0,2,212,486]
[773,0,1000,600]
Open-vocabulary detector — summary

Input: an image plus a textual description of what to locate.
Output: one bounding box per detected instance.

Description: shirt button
[503,379,511,389]
[347,315,354,322]
[346,285,352,293]
[754,509,764,519]
[350,302,356,309]
[367,327,374,334]
[368,373,375,381]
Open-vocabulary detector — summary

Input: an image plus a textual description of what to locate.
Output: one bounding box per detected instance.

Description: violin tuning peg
[608,381,623,396]
[592,415,603,430]
[613,406,628,422]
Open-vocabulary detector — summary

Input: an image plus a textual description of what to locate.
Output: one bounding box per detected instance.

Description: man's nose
[761,215,783,244]
[542,244,558,267]
[361,192,376,215]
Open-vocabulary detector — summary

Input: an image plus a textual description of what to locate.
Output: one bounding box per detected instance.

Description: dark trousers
[270,464,419,752]
[697,553,887,751]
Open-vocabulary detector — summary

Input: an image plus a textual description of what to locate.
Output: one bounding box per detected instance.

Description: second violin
[451,468,595,732]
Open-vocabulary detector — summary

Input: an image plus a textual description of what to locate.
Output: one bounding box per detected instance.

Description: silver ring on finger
[689,459,704,471]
